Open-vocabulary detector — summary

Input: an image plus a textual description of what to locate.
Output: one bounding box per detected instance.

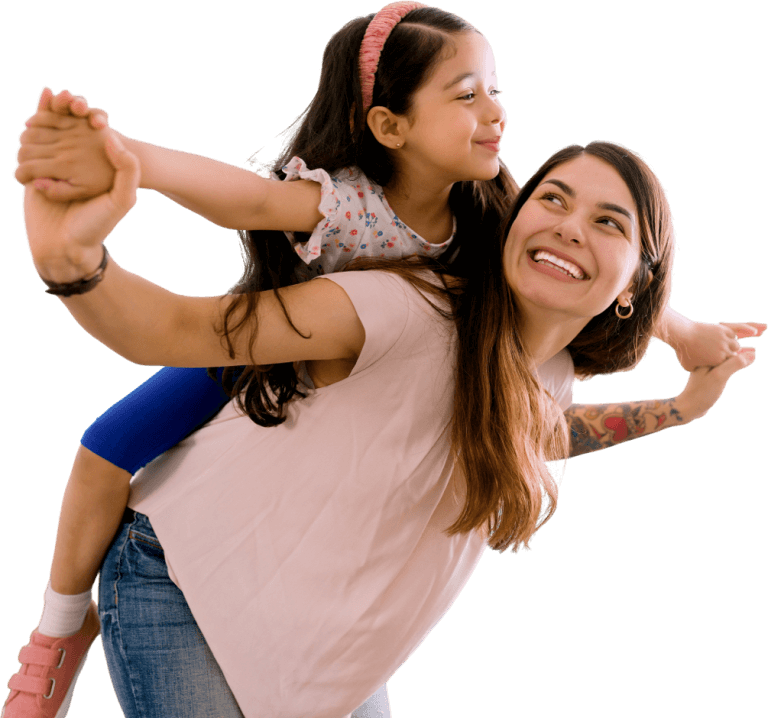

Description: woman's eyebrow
[541,179,634,222]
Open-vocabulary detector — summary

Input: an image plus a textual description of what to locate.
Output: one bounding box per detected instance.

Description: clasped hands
[19,88,138,284]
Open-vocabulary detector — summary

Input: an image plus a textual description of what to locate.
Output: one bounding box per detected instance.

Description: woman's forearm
[565,398,686,458]
[122,136,270,229]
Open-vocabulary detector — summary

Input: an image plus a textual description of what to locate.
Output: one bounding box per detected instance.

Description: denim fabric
[99,511,391,718]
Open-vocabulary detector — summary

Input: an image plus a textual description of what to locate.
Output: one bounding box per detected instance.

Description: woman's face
[504,154,641,322]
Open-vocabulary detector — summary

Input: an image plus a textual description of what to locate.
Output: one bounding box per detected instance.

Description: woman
[21,132,753,718]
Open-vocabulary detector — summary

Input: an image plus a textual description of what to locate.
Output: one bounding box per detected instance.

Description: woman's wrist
[670,393,693,426]
[40,245,109,296]
[35,243,107,287]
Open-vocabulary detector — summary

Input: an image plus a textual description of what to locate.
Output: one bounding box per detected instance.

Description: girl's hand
[673,321,765,371]
[16,88,116,202]
[676,348,757,424]
[25,130,139,284]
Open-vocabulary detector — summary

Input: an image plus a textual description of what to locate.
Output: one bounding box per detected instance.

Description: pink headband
[359,1,427,113]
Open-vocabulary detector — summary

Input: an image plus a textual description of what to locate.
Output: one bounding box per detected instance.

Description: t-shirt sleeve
[537,349,575,411]
[317,271,412,377]
[81,367,233,474]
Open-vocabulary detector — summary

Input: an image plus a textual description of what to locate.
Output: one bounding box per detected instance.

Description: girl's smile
[394,31,505,185]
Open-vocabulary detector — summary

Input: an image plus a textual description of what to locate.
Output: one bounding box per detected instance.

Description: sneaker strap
[18,644,64,669]
[8,672,55,698]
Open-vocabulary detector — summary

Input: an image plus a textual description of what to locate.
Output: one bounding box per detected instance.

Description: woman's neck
[517,302,592,368]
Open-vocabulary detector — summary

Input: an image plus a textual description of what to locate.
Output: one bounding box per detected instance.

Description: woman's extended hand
[17,88,115,202]
[25,130,139,284]
[676,348,757,424]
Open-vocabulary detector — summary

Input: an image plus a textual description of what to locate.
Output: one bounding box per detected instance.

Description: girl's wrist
[660,308,693,350]
[120,135,147,189]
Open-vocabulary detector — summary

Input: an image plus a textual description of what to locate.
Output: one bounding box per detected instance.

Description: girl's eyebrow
[443,69,497,91]
[540,179,635,223]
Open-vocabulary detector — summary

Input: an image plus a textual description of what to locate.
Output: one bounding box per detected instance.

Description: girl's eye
[458,92,476,101]
[459,90,504,100]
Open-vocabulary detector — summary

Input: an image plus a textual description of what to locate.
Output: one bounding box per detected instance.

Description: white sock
[37,583,92,638]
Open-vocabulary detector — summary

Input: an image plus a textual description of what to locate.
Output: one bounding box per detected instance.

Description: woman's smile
[526,253,589,284]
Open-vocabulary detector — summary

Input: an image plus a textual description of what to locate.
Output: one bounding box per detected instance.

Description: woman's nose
[554,216,586,245]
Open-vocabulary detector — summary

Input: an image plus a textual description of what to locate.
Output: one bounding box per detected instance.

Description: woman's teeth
[532,250,585,280]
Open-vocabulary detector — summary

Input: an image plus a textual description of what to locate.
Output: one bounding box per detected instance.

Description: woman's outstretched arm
[564,350,755,458]
[24,130,363,369]
[566,398,684,458]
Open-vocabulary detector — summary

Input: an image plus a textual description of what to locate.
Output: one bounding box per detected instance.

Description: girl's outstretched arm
[565,348,756,458]
[17,88,324,232]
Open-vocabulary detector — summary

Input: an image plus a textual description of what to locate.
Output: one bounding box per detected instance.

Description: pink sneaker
[2,602,100,718]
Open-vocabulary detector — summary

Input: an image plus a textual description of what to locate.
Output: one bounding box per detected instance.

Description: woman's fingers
[104,131,140,214]
[87,109,109,130]
[681,348,756,422]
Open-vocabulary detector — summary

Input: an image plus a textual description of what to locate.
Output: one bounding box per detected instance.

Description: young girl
[8,3,763,717]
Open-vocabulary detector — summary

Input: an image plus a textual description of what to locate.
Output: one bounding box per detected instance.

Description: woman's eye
[598,217,624,232]
[542,192,564,207]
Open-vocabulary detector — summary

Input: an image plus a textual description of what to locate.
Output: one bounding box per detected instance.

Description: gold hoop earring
[615,300,634,319]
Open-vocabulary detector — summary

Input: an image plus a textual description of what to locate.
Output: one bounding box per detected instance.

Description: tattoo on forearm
[565,399,684,458]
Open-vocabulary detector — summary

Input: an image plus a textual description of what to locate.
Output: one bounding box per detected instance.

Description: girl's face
[504,154,642,322]
[397,31,505,184]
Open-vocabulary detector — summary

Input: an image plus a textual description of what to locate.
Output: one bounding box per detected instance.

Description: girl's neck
[384,176,454,245]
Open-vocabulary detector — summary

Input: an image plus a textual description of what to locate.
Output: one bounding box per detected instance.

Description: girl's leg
[100,512,391,718]
[50,445,131,595]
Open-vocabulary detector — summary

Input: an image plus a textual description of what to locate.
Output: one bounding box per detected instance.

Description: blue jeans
[98,510,391,718]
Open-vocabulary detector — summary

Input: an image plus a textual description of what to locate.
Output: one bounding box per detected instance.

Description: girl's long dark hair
[214,8,518,424]
[210,15,673,553]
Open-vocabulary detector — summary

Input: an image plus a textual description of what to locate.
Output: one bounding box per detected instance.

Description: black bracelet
[42,246,110,297]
